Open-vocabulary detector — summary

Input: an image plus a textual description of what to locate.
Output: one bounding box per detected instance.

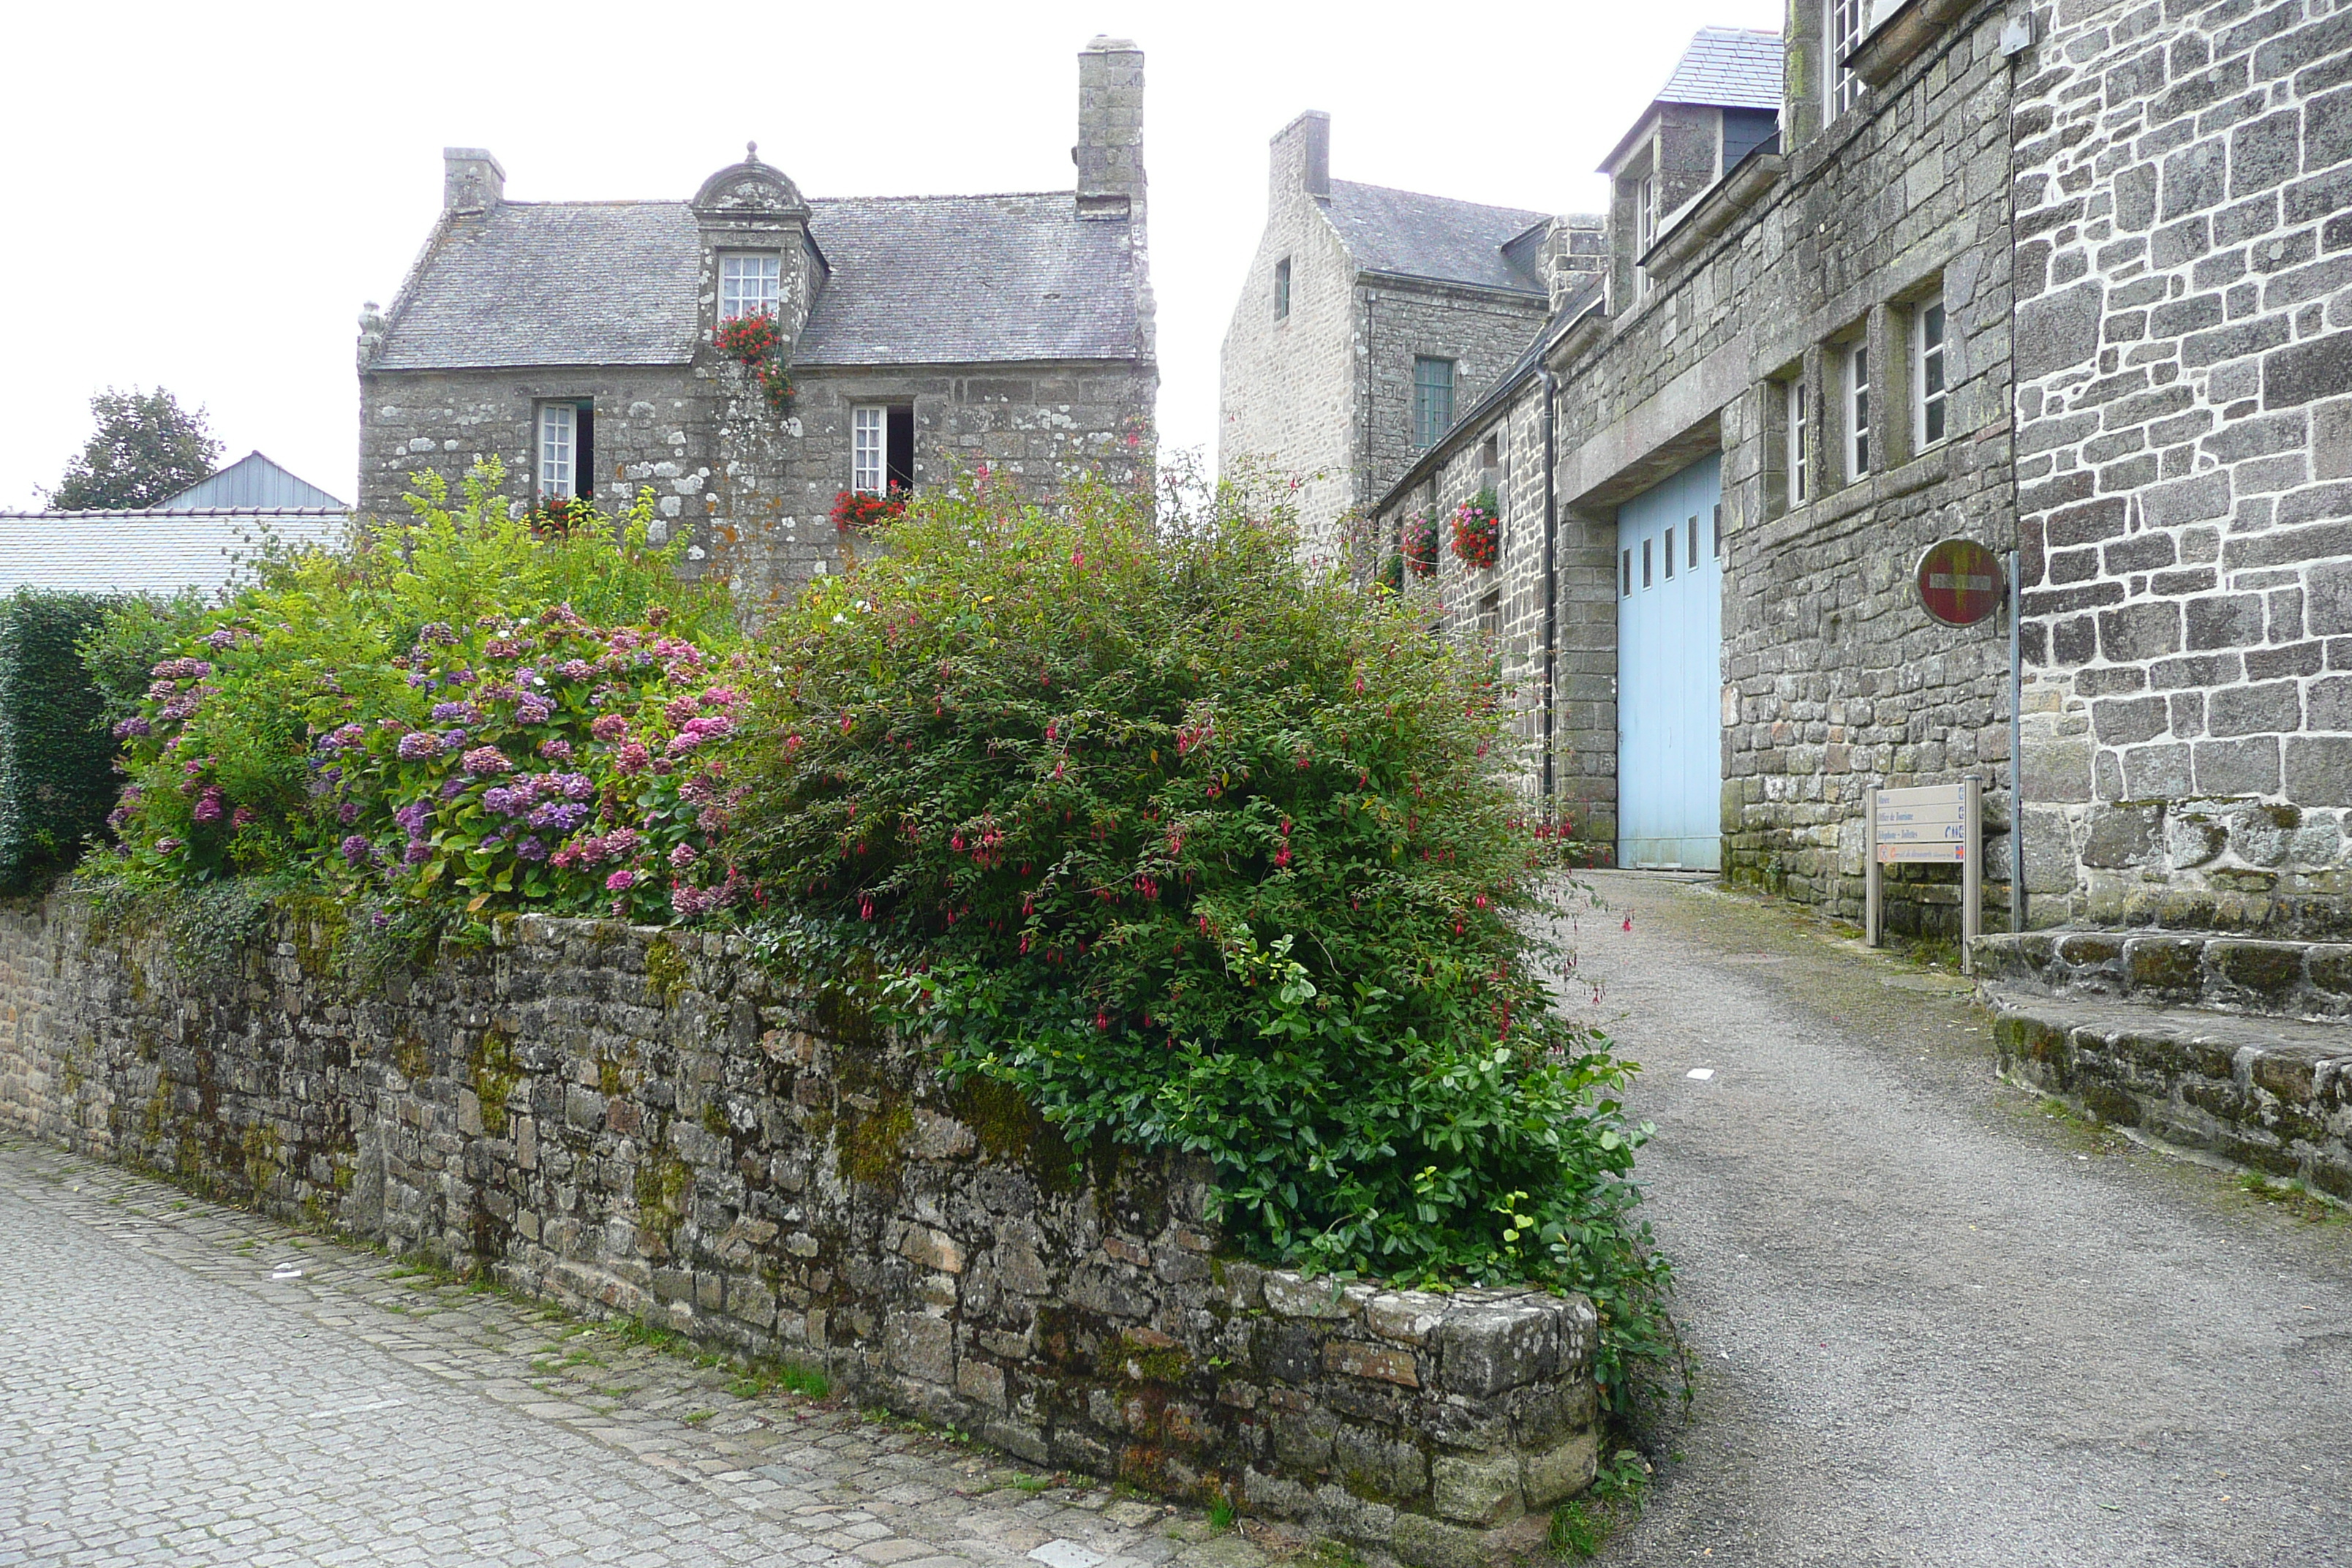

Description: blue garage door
[1616,456,1723,869]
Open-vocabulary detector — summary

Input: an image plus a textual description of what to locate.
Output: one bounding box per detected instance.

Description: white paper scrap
[1686,1068,1716,1081]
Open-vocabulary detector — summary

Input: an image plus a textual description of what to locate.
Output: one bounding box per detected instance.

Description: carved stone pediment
[692,145,809,221]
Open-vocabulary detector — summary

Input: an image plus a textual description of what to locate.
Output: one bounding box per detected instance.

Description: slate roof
[1602,27,1784,170]
[163,451,347,510]
[1322,181,1550,296]
[373,203,702,370]
[0,510,351,597]
[371,192,1146,372]
[798,194,1142,365]
[1656,27,1784,110]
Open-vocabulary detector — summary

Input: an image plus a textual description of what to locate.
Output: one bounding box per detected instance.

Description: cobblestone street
[0,1143,1268,1568]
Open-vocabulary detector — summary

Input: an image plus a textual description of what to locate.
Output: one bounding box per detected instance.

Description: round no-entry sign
[1915,538,2004,626]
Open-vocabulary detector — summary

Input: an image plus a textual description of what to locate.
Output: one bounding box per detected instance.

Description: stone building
[1216,111,1583,562]
[1348,2,2351,939]
[358,38,1155,604]
[2007,0,2352,935]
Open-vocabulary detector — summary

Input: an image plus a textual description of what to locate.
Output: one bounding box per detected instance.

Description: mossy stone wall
[0,894,1598,1567]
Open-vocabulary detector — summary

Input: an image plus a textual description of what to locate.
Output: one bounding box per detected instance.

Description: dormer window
[1827,0,1867,121]
[720,252,781,320]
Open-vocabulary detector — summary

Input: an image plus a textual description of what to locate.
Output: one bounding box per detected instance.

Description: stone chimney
[442,148,505,215]
[1075,37,1145,219]
[1545,216,1609,314]
[1270,112,1332,206]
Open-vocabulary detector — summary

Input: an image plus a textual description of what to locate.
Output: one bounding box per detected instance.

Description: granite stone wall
[2008,0,2352,934]
[1365,4,2021,931]
[358,361,1153,608]
[0,894,1598,1564]
[1219,116,1368,565]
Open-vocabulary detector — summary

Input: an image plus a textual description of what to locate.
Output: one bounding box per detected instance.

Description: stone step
[1975,928,2352,1022]
[1986,985,2351,1202]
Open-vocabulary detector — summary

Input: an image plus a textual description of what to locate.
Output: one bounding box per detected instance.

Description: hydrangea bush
[89,462,749,931]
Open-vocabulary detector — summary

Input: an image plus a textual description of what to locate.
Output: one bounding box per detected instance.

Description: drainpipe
[1539,369,1559,812]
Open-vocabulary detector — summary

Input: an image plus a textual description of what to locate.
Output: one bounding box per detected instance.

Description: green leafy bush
[736,471,1676,1413]
[89,463,748,931]
[0,589,122,892]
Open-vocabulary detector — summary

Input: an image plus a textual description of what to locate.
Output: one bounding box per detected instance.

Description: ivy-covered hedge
[0,589,120,892]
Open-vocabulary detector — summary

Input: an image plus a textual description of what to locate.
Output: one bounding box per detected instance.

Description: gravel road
[1562,871,2352,1567]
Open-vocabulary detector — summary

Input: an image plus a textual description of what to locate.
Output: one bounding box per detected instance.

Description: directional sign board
[1866,777,1984,973]
[1874,781,1970,863]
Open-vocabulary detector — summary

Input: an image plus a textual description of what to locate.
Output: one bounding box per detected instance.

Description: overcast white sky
[0,0,1783,510]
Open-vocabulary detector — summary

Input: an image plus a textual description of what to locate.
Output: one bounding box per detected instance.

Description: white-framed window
[719,252,781,320]
[1915,294,1949,450]
[538,402,576,499]
[1828,0,1867,121]
[851,405,888,494]
[1786,377,1809,506]
[1635,173,1659,296]
[1847,341,1871,480]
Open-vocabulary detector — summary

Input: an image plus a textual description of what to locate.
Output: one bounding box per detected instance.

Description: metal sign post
[1869,779,1983,973]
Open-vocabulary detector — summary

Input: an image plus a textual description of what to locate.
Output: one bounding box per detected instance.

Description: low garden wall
[0,892,1599,1565]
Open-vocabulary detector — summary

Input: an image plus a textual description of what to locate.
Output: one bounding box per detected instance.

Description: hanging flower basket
[714,314,782,366]
[1376,552,1405,593]
[1452,487,1500,570]
[752,358,794,416]
[1401,513,1441,577]
[832,489,907,531]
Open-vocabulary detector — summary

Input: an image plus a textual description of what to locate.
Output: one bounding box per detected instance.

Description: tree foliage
[736,470,1680,1415]
[48,388,222,511]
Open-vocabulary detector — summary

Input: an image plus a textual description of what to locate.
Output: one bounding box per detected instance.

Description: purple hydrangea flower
[404,842,431,864]
[339,834,372,866]
[514,836,547,862]
[393,802,430,834]
[113,716,151,739]
[461,746,512,775]
[439,777,469,801]
[397,731,444,761]
[518,696,554,725]
[339,802,361,824]
[430,701,482,725]
[191,788,224,823]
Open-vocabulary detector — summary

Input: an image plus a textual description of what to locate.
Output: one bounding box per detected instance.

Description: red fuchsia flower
[1096,1011,1109,1031]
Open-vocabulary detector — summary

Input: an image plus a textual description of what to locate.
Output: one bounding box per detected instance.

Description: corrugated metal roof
[372,192,1148,372]
[0,510,350,597]
[1322,181,1550,295]
[163,451,347,510]
[796,193,1143,365]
